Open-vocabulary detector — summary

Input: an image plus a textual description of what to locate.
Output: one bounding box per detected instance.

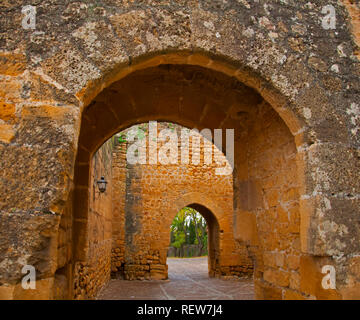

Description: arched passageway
[1,1,359,301]
[180,204,221,278]
[167,207,209,260]
[106,121,249,285]
[60,59,304,300]
[167,204,221,278]
[97,201,255,300]
[85,121,256,300]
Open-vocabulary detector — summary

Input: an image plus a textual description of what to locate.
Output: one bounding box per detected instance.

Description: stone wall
[111,141,127,278]
[247,102,302,299]
[341,0,360,58]
[0,0,359,300]
[110,123,253,280]
[73,138,114,299]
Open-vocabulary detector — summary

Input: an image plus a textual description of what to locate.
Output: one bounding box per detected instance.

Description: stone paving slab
[96,257,254,300]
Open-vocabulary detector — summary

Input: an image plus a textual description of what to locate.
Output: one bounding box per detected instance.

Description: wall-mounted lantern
[96,176,108,193]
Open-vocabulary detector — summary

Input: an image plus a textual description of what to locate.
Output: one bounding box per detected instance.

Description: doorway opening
[168,206,208,259]
[167,204,221,279]
[68,59,301,300]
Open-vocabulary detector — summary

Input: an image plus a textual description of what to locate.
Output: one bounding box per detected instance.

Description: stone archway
[1,1,358,300]
[185,203,221,278]
[68,59,305,300]
[167,201,222,279]
[170,193,235,279]
[107,123,249,285]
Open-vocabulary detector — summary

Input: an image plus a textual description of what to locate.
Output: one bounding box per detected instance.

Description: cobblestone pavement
[96,257,254,300]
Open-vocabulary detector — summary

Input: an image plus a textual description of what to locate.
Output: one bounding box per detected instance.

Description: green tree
[170,207,208,256]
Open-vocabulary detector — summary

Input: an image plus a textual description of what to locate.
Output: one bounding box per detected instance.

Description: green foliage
[117,124,147,145]
[171,232,186,248]
[118,134,127,144]
[167,122,175,132]
[170,207,207,251]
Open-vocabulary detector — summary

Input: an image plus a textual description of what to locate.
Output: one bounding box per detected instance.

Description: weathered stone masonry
[110,123,253,281]
[0,0,359,300]
[69,122,252,298]
[72,138,114,299]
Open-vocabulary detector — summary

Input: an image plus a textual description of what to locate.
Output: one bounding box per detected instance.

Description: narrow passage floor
[96,257,254,300]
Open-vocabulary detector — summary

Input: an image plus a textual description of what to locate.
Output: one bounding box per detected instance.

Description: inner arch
[67,59,302,300]
[186,203,221,277]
